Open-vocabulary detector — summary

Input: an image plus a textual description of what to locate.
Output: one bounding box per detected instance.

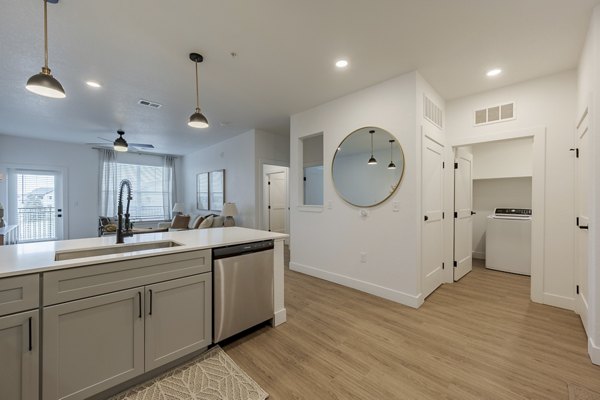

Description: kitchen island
[0,227,287,400]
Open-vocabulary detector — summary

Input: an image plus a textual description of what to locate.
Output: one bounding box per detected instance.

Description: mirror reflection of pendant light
[188,53,209,129]
[367,130,377,165]
[387,139,396,169]
[26,0,66,98]
[113,130,128,152]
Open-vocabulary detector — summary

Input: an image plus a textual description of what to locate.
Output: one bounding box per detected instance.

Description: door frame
[258,159,290,244]
[448,127,546,304]
[1,163,69,241]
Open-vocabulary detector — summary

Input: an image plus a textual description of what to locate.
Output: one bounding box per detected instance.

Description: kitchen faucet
[116,179,133,244]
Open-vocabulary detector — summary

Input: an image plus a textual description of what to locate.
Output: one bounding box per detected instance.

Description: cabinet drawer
[44,249,211,305]
[0,274,39,317]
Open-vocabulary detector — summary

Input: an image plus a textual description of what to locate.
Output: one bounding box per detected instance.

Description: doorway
[448,128,545,303]
[261,164,289,242]
[7,168,65,242]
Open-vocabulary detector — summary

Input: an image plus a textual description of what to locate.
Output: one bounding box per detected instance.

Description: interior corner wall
[446,70,578,310]
[578,5,600,364]
[0,134,99,239]
[182,130,257,228]
[289,71,421,307]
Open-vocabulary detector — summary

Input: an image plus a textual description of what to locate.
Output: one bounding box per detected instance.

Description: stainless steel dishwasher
[213,240,274,342]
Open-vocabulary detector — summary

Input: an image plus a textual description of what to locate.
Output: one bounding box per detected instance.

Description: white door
[422,134,444,298]
[9,169,64,242]
[454,150,473,281]
[575,108,590,331]
[267,172,286,233]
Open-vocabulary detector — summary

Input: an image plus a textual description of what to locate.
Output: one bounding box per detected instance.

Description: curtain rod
[92,147,181,158]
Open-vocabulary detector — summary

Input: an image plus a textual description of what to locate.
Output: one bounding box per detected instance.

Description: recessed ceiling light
[86,80,102,88]
[335,59,349,68]
[486,68,502,77]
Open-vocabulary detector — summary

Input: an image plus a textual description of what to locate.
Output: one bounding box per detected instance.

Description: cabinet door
[43,288,144,400]
[145,273,212,371]
[0,310,39,400]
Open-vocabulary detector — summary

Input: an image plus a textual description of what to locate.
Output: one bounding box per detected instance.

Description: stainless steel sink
[55,240,182,261]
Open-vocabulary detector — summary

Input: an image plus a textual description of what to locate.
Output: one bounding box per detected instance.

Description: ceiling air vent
[474,102,515,126]
[137,99,163,109]
[423,94,443,129]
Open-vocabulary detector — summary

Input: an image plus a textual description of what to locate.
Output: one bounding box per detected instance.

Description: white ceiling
[0,0,598,155]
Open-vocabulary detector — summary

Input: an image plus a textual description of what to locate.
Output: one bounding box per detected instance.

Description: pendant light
[26,0,66,99]
[188,53,209,129]
[387,139,397,170]
[113,130,128,152]
[367,130,377,165]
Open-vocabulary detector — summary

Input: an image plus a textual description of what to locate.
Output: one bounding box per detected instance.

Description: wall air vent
[137,99,163,109]
[423,94,443,129]
[474,102,515,126]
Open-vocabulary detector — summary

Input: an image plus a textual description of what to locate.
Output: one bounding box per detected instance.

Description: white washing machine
[485,208,532,275]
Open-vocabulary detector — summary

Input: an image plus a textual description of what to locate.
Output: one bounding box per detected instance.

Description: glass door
[11,169,64,242]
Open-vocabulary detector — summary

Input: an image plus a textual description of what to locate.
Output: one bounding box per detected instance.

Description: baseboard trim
[290,262,423,308]
[273,308,287,326]
[589,337,600,366]
[542,292,574,311]
[472,251,485,260]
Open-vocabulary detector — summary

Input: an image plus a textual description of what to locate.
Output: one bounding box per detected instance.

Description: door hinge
[453,261,458,267]
[268,181,271,185]
[576,285,580,295]
[570,148,580,158]
[303,177,306,181]
[454,162,458,169]
[442,162,445,169]
[576,217,579,227]
[454,211,458,218]
[268,206,271,209]
[442,262,445,270]
[442,212,445,219]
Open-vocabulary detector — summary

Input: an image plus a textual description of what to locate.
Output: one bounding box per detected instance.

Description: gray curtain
[98,149,117,217]
[162,155,177,219]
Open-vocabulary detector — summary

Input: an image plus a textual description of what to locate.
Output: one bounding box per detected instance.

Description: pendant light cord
[371,132,374,157]
[43,0,49,69]
[390,141,393,162]
[194,61,200,110]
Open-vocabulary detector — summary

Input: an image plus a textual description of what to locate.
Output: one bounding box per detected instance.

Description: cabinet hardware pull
[149,289,153,315]
[138,292,142,318]
[28,317,32,351]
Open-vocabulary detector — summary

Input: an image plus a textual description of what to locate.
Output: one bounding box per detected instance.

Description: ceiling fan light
[26,69,66,98]
[188,109,209,128]
[368,156,378,165]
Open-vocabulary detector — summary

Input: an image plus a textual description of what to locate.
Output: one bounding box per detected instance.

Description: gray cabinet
[145,273,212,370]
[43,288,145,400]
[0,310,39,400]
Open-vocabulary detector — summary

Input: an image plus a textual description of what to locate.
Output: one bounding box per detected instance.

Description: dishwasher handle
[213,240,274,259]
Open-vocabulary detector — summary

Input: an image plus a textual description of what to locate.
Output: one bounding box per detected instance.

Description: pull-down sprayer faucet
[116,179,133,244]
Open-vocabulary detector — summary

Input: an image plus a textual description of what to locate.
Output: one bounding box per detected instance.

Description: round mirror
[332,127,405,207]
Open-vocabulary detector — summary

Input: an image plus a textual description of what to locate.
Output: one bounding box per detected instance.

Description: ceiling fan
[86,130,155,152]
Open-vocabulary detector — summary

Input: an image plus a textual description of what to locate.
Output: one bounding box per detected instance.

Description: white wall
[0,134,99,239]
[472,138,533,179]
[183,129,290,229]
[446,70,577,310]
[472,177,532,259]
[578,5,600,364]
[290,71,422,307]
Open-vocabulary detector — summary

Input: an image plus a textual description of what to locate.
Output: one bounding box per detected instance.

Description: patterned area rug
[110,346,268,400]
[569,383,600,400]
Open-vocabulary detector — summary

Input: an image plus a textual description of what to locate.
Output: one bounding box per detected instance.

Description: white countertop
[0,227,288,279]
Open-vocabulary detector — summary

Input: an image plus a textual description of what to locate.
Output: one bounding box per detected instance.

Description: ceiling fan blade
[86,143,111,146]
[129,143,155,149]
[97,137,113,143]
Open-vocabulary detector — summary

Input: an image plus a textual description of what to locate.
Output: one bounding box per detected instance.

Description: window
[101,163,172,221]
[196,169,225,211]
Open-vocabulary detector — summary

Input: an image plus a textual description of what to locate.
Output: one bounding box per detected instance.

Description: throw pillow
[171,214,190,229]
[199,215,214,229]
[188,214,201,229]
[212,216,225,227]
[193,216,204,229]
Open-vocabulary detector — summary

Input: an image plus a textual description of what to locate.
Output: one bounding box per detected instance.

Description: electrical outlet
[360,252,367,263]
[393,201,399,212]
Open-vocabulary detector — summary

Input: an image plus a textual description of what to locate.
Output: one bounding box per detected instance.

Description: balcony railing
[17,207,56,242]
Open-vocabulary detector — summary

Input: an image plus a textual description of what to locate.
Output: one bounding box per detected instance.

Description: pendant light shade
[26,0,66,99]
[188,53,209,129]
[113,130,128,152]
[388,139,396,169]
[367,130,377,165]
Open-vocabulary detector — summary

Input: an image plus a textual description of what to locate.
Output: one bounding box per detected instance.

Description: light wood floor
[223,256,600,399]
